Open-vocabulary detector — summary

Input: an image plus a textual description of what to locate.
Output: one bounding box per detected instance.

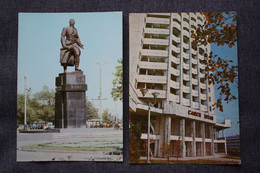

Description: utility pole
[94,62,109,125]
[24,75,27,131]
[24,75,31,131]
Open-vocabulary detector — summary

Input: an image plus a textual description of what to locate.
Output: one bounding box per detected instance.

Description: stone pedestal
[55,71,87,128]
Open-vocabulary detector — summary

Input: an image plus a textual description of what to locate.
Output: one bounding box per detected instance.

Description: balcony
[172,13,181,21]
[145,17,170,25]
[169,93,180,103]
[172,34,181,43]
[200,63,206,69]
[182,98,190,106]
[200,104,208,112]
[183,62,190,70]
[197,19,204,26]
[182,30,190,37]
[144,28,170,35]
[169,80,180,89]
[191,68,198,74]
[192,89,199,97]
[137,75,167,84]
[190,21,197,28]
[183,85,190,93]
[200,83,206,89]
[171,56,180,64]
[182,22,189,29]
[183,74,190,81]
[200,93,207,100]
[192,101,199,109]
[191,49,197,55]
[192,79,198,85]
[137,89,166,99]
[183,52,190,60]
[173,22,181,31]
[142,38,169,46]
[198,54,204,60]
[141,49,168,57]
[199,72,205,78]
[183,42,189,49]
[190,13,196,19]
[196,12,203,19]
[182,13,189,20]
[191,57,197,64]
[171,44,181,53]
[170,67,180,76]
[148,13,171,16]
[139,61,168,70]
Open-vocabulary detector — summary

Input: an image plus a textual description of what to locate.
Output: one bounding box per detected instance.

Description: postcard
[17,12,123,162]
[129,12,240,164]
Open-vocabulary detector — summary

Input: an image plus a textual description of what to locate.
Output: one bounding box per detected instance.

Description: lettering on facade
[204,114,214,120]
[188,110,201,117]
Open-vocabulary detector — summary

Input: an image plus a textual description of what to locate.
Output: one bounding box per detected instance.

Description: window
[209,97,211,102]
[209,106,212,112]
[208,88,210,93]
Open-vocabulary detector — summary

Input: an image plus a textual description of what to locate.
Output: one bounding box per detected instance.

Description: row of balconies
[145,17,170,25]
[139,61,168,70]
[142,38,169,46]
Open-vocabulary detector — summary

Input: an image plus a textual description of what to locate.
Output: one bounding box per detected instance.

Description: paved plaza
[17,128,123,162]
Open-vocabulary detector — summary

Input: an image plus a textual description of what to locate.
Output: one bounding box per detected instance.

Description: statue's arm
[61,28,67,48]
[75,30,84,48]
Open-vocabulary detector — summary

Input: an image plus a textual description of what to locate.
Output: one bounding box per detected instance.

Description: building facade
[129,13,231,158]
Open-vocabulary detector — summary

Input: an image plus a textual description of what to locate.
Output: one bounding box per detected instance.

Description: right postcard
[129,12,240,164]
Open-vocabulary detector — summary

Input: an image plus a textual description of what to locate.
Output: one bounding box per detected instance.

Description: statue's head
[69,19,75,26]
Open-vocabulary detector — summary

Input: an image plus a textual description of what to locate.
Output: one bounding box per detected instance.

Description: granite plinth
[55,71,87,128]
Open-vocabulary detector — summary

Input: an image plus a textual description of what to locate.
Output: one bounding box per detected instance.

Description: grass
[20,141,123,152]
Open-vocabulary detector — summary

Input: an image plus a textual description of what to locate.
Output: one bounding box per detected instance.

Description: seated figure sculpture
[60,19,84,72]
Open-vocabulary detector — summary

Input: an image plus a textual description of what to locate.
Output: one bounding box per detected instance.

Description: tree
[191,12,238,112]
[111,59,123,101]
[129,123,142,163]
[17,85,55,125]
[102,108,111,124]
[86,100,99,120]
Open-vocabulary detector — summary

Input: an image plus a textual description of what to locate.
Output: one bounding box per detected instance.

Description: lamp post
[24,75,31,131]
[96,62,109,125]
[140,88,159,163]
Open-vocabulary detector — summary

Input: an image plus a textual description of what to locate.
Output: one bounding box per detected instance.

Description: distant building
[226,135,240,156]
[129,13,231,157]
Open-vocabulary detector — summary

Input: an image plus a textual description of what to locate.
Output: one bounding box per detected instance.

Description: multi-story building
[129,13,231,158]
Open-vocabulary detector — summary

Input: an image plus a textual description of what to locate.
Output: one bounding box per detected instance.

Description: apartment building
[129,13,231,158]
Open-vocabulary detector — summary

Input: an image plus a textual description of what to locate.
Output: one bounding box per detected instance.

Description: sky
[211,43,239,136]
[18,12,123,119]
[209,13,239,136]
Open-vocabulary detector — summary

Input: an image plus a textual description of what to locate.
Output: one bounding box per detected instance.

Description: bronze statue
[60,19,84,72]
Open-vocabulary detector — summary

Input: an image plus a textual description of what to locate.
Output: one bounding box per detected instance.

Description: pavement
[140,153,241,164]
[17,128,123,162]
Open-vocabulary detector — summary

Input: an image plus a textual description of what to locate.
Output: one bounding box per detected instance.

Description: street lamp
[96,62,109,125]
[140,89,159,163]
[24,75,31,131]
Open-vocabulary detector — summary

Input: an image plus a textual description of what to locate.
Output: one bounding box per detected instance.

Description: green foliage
[111,59,123,101]
[191,12,238,112]
[17,85,55,124]
[129,122,142,163]
[102,108,111,124]
[86,100,99,120]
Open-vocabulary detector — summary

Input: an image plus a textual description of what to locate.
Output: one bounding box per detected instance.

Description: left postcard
[17,12,123,162]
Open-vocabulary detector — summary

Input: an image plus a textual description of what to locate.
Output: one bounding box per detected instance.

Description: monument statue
[55,19,87,128]
[60,19,84,73]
